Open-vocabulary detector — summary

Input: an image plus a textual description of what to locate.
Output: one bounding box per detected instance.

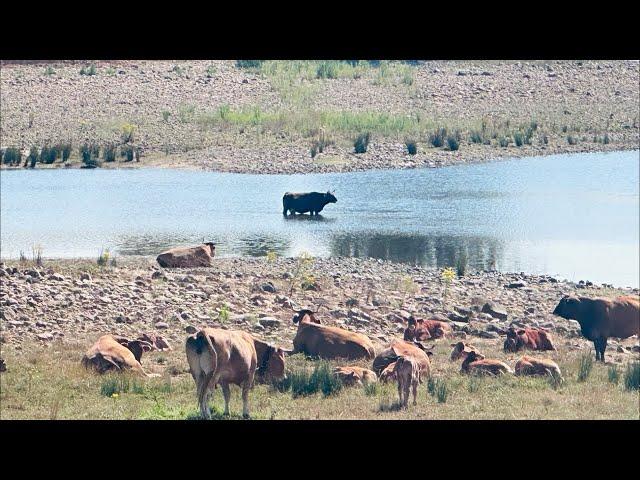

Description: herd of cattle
[81,293,640,418]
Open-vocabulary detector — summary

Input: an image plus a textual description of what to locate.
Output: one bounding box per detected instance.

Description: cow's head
[503,327,527,352]
[125,340,146,363]
[462,350,485,367]
[257,345,287,381]
[450,341,476,361]
[292,309,321,325]
[325,191,337,204]
[552,295,582,320]
[204,242,216,253]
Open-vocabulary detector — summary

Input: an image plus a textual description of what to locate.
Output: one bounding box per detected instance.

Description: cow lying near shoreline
[404,317,452,341]
[515,356,563,380]
[82,334,159,377]
[185,328,258,419]
[502,327,556,353]
[460,351,513,376]
[282,191,337,216]
[291,309,376,360]
[553,294,640,362]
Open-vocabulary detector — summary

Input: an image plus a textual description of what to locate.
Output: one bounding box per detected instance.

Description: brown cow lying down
[394,356,421,408]
[515,356,563,380]
[82,335,159,377]
[334,366,378,386]
[185,328,259,419]
[373,339,432,381]
[503,327,556,353]
[253,337,287,383]
[450,341,482,361]
[460,351,513,376]
[291,309,375,360]
[404,317,452,341]
[156,242,216,268]
[379,362,397,383]
[553,294,640,362]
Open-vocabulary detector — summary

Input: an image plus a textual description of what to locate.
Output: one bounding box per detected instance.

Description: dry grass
[1,337,638,420]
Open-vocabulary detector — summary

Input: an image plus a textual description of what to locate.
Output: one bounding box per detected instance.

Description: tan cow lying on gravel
[394,356,421,408]
[515,356,563,380]
[291,309,376,360]
[334,366,378,386]
[82,334,159,377]
[460,351,513,376]
[185,328,259,419]
[450,341,482,361]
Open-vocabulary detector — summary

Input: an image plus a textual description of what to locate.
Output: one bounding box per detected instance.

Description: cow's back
[200,328,257,385]
[294,323,374,360]
[608,296,640,338]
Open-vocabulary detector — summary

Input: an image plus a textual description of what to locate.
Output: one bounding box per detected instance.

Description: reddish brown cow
[450,341,482,361]
[404,317,452,341]
[503,327,556,353]
[291,309,375,360]
[460,351,513,376]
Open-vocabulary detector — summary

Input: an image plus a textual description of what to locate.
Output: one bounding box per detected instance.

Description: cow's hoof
[243,413,251,420]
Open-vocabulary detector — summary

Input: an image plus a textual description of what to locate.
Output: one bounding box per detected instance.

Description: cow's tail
[196,330,218,418]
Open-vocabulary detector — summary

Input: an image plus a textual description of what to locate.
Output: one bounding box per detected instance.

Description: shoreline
[1,144,637,175]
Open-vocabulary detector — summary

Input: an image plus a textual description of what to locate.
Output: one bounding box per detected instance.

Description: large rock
[156,243,215,268]
[481,302,508,321]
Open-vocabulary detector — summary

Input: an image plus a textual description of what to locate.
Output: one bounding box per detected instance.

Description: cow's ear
[426,351,433,357]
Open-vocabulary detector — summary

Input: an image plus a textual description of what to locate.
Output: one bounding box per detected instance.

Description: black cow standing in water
[282,191,337,216]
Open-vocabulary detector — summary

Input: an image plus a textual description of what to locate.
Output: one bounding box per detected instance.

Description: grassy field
[1,336,638,420]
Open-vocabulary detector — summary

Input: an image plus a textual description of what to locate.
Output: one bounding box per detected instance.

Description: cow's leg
[593,339,601,361]
[197,373,211,420]
[412,380,418,406]
[397,381,403,406]
[241,380,251,419]
[221,382,231,417]
[600,337,608,362]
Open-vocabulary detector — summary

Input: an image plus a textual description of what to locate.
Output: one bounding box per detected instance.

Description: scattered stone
[481,302,508,321]
[258,317,281,328]
[155,322,169,329]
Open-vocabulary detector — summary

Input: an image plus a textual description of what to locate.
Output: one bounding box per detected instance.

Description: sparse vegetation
[608,364,620,384]
[446,134,460,151]
[80,64,97,76]
[103,144,117,163]
[577,352,593,382]
[567,135,578,145]
[623,362,639,391]
[97,248,111,267]
[405,139,418,155]
[236,60,263,70]
[429,127,447,148]
[354,132,370,154]
[2,147,22,166]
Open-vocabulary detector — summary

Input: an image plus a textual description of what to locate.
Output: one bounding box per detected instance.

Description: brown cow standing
[460,351,513,376]
[334,366,378,386]
[291,309,375,360]
[503,327,556,353]
[82,334,158,377]
[373,339,432,381]
[553,294,640,362]
[515,356,563,380]
[450,341,482,361]
[185,328,257,419]
[404,317,452,341]
[394,356,421,408]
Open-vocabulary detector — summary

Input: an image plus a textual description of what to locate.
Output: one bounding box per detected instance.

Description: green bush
[405,139,418,155]
[40,146,57,164]
[281,361,342,398]
[316,61,338,79]
[514,131,524,147]
[623,362,640,391]
[103,144,117,162]
[59,142,72,162]
[27,146,39,168]
[446,135,460,151]
[44,66,55,76]
[80,64,97,76]
[498,136,509,148]
[120,145,135,162]
[603,133,610,144]
[236,60,263,70]
[429,127,447,148]
[469,131,484,144]
[456,250,468,277]
[567,135,577,145]
[2,147,21,165]
[354,132,370,154]
[577,352,593,382]
[608,364,620,384]
[364,382,379,396]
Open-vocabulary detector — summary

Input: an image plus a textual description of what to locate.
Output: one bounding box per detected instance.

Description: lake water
[1,150,638,287]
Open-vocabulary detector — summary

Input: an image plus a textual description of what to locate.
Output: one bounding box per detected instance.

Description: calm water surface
[1,151,638,287]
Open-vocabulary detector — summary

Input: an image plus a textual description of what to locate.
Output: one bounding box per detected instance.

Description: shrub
[206,64,217,78]
[218,305,230,323]
[40,146,57,164]
[3,147,21,165]
[446,135,460,151]
[577,352,593,382]
[80,64,97,76]
[97,248,110,267]
[32,245,43,267]
[354,132,370,154]
[542,134,549,145]
[561,125,568,133]
[456,250,468,277]
[603,133,610,144]
[59,142,72,162]
[121,123,136,143]
[469,131,484,143]
[80,143,92,164]
[567,135,577,145]
[286,361,342,398]
[162,111,171,122]
[171,65,185,76]
[316,61,337,79]
[405,139,418,155]
[105,67,116,76]
[27,146,39,168]
[103,144,117,162]
[498,136,509,148]
[435,380,449,403]
[364,382,379,396]
[44,66,55,76]
[513,131,524,147]
[429,127,447,148]
[468,377,481,393]
[623,362,640,391]
[608,365,620,385]
[236,60,263,70]
[120,145,135,162]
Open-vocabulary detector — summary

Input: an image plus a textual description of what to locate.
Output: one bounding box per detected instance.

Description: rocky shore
[2,257,638,362]
[1,60,638,175]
